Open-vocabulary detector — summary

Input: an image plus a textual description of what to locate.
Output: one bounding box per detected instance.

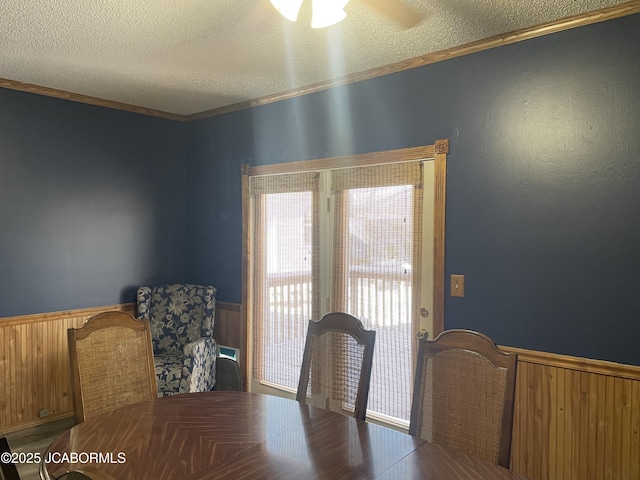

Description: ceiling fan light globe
[269,0,304,22]
[311,0,349,28]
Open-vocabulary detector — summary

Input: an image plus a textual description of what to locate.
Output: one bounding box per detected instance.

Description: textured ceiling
[0,0,632,116]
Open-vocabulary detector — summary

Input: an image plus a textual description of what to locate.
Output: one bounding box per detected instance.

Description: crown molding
[0,78,187,122]
[2,2,639,123]
[188,1,640,121]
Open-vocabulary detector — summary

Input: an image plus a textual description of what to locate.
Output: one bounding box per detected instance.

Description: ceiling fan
[266,0,422,29]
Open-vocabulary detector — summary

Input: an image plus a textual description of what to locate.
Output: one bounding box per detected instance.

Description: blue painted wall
[0,89,188,316]
[2,14,638,365]
[186,14,640,365]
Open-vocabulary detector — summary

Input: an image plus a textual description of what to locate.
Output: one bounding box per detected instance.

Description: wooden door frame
[240,140,448,387]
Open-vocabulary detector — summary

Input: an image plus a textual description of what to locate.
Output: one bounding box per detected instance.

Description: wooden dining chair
[296,312,376,421]
[68,311,158,423]
[0,436,20,480]
[409,329,518,468]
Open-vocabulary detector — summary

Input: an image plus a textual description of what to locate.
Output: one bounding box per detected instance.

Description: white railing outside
[259,267,414,421]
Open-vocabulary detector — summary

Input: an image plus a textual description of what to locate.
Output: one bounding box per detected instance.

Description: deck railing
[259,267,414,420]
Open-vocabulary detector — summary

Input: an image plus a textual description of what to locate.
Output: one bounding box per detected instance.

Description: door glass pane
[334,184,419,422]
[253,191,316,390]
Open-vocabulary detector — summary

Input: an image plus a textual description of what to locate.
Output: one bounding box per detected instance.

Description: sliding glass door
[248,159,435,426]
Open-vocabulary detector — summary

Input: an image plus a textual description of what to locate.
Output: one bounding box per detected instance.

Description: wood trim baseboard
[2,3,638,122]
[1,412,74,435]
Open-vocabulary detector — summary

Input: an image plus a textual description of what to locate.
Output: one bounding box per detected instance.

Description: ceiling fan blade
[358,0,422,29]
[237,0,280,34]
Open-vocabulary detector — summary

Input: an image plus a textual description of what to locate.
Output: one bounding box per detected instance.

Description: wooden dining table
[40,391,528,480]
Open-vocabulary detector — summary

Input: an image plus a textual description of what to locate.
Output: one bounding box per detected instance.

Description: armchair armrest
[181,337,217,393]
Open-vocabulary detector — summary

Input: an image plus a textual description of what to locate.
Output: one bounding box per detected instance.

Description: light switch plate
[451,275,465,297]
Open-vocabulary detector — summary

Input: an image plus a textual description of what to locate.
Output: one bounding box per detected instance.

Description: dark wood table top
[41,391,528,480]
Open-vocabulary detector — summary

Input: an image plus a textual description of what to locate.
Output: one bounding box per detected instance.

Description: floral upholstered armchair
[137,284,217,396]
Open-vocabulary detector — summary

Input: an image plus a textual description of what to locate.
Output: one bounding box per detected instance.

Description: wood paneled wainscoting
[2,303,639,479]
[0,304,136,433]
[507,347,640,480]
[0,302,242,433]
[213,301,243,350]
